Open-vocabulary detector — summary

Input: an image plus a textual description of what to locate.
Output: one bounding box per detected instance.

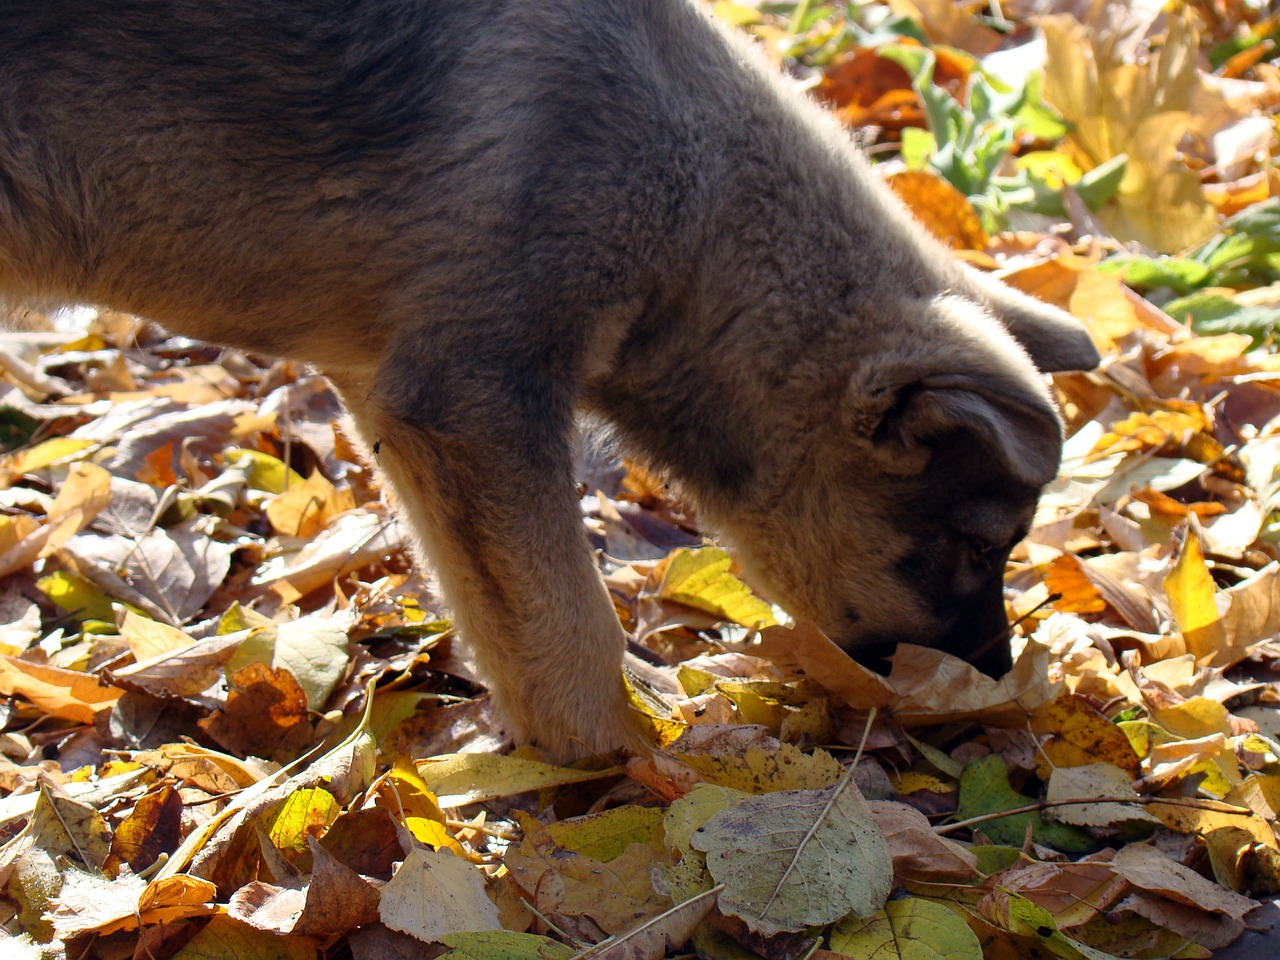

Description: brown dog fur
[0,0,1099,758]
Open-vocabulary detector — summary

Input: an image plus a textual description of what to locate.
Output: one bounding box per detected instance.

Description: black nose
[933,591,1014,678]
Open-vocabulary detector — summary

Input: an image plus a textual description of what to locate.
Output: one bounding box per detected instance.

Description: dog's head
[712,283,1098,677]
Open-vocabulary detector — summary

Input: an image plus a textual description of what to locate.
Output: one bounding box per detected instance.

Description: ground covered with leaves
[3,1,1280,959]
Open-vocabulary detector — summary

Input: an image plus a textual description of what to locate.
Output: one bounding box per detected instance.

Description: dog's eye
[969,541,1000,566]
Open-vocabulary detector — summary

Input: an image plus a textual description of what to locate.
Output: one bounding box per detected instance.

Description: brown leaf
[1114,891,1245,950]
[867,801,978,883]
[1111,844,1258,920]
[580,887,719,960]
[110,785,184,873]
[815,49,921,130]
[506,812,674,938]
[198,662,315,760]
[110,629,247,700]
[991,857,1129,927]
[228,837,381,937]
[31,778,113,870]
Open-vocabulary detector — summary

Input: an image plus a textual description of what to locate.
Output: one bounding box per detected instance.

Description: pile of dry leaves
[2,1,1280,959]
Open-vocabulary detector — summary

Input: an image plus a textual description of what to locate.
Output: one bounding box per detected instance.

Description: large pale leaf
[690,773,892,935]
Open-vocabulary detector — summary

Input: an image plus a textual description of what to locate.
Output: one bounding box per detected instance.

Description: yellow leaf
[120,610,193,661]
[265,470,354,537]
[831,897,983,959]
[656,547,777,628]
[224,448,304,495]
[0,514,43,578]
[0,437,96,487]
[891,771,955,795]
[168,914,316,960]
[672,736,841,793]
[378,760,465,855]
[1163,528,1227,662]
[266,786,339,858]
[547,805,665,861]
[415,753,621,807]
[1041,12,1216,252]
[1152,698,1232,740]
[47,461,113,532]
[1031,694,1142,777]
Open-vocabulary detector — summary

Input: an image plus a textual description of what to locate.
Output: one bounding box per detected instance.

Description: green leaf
[439,932,575,960]
[830,898,983,959]
[1009,72,1069,141]
[1195,198,1280,274]
[900,127,936,171]
[1163,292,1280,346]
[1073,154,1128,209]
[955,756,1099,853]
[972,845,1022,875]
[1098,254,1211,294]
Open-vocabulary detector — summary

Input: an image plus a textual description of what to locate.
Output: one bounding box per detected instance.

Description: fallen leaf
[168,913,317,960]
[1043,764,1160,827]
[1163,526,1228,662]
[415,753,622,807]
[1031,694,1141,777]
[437,931,576,960]
[229,837,381,937]
[690,772,892,935]
[576,886,720,960]
[668,725,841,792]
[506,812,673,938]
[380,845,503,942]
[1111,844,1257,920]
[955,755,1098,853]
[829,897,982,960]
[110,785,183,873]
[198,662,314,760]
[0,656,123,723]
[888,171,989,250]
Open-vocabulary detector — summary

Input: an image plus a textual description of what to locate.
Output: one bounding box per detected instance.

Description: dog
[0,0,1099,758]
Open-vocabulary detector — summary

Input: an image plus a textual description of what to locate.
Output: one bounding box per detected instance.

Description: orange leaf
[1045,555,1107,614]
[887,171,989,250]
[0,656,124,724]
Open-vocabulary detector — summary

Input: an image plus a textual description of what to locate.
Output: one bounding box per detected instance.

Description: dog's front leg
[330,333,637,761]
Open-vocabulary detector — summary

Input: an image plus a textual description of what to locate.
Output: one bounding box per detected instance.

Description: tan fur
[0,0,1098,758]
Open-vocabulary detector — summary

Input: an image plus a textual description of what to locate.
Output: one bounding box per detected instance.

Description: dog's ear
[964,268,1101,374]
[872,374,1064,487]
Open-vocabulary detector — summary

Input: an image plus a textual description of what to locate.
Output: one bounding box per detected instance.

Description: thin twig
[935,794,1254,835]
